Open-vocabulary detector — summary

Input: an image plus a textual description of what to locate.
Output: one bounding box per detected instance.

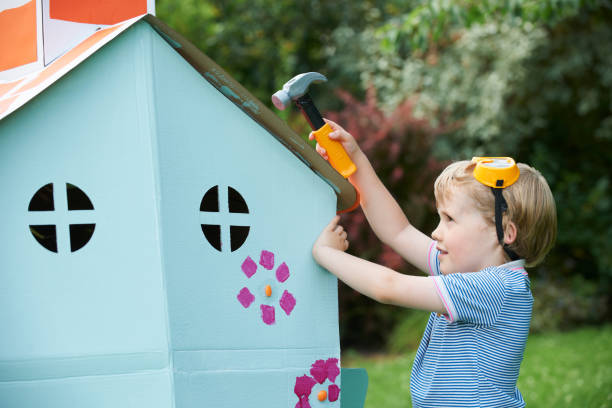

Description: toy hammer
[272,72,357,178]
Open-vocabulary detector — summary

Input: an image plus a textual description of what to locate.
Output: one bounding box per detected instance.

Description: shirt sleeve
[432,268,508,325]
[427,241,441,276]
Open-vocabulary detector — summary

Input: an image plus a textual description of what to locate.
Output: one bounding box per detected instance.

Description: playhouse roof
[0,14,358,212]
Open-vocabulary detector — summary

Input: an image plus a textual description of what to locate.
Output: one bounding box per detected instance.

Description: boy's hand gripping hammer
[272,72,357,178]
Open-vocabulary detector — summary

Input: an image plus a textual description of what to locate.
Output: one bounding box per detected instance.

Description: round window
[199,185,250,252]
[28,183,96,253]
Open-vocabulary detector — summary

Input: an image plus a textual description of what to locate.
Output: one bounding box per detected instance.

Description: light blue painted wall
[0,22,171,407]
[0,20,341,408]
[148,22,340,407]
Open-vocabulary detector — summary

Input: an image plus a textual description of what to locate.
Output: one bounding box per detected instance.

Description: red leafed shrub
[325,87,451,350]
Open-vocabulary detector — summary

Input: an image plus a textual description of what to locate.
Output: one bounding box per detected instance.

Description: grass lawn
[342,325,612,407]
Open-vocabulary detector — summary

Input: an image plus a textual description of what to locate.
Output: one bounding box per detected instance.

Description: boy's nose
[431,225,441,242]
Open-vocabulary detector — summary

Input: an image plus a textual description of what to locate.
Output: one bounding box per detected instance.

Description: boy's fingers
[328,131,341,140]
[308,132,315,141]
[327,215,341,231]
[324,118,342,131]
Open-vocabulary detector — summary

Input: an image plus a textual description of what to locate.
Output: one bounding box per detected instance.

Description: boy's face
[432,187,504,274]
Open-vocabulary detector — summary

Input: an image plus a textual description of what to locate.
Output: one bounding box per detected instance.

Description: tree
[156,0,409,105]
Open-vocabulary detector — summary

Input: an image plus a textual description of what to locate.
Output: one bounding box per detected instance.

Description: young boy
[310,120,557,407]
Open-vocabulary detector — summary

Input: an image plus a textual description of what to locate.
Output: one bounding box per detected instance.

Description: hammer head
[271,72,328,110]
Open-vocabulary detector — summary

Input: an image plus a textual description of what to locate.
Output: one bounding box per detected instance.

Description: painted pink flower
[237,250,296,325]
[310,358,340,384]
[328,384,340,402]
[294,375,317,408]
[294,358,341,406]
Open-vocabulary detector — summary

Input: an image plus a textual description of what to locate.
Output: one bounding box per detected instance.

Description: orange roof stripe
[0,0,38,71]
[50,0,147,25]
[19,25,122,93]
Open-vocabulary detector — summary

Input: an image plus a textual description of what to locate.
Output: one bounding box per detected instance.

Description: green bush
[531,275,608,333]
[330,2,612,339]
[386,311,430,354]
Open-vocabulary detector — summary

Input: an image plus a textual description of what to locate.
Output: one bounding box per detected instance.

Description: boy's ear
[504,221,518,245]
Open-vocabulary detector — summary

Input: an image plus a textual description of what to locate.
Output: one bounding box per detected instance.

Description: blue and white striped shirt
[410,241,533,407]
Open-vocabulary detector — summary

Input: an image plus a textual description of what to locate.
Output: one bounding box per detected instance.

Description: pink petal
[276,262,290,282]
[261,304,275,325]
[295,396,310,408]
[259,250,274,270]
[310,360,327,384]
[280,290,296,316]
[237,287,255,308]
[294,375,316,397]
[328,384,340,402]
[241,256,257,278]
[325,358,340,383]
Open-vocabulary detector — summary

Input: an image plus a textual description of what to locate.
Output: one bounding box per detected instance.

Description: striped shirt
[410,241,533,407]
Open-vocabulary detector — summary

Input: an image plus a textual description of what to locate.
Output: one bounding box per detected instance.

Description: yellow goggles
[472,157,520,188]
[472,156,520,260]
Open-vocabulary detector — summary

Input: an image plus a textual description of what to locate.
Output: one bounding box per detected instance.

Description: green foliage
[386,311,430,354]
[156,0,408,105]
[343,326,612,407]
[531,275,607,332]
[507,6,612,286]
[330,2,612,336]
[379,0,600,56]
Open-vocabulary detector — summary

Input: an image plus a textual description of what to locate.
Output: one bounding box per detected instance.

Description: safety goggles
[472,157,520,261]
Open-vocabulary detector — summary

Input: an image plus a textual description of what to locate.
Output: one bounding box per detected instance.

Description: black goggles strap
[491,187,520,261]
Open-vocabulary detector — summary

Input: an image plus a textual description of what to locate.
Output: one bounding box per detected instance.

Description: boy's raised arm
[311,120,433,274]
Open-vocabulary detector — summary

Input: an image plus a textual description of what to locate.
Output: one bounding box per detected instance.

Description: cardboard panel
[148,23,339,353]
[0,21,168,370]
[0,371,172,407]
[174,365,342,408]
[0,19,350,407]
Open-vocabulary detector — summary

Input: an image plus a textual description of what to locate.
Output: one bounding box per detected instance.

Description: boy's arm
[349,149,433,274]
[311,120,433,274]
[313,217,445,314]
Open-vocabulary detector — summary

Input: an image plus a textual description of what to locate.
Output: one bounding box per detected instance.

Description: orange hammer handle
[313,123,357,178]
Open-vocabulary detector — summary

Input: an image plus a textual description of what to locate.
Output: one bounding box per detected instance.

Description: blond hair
[434,160,557,267]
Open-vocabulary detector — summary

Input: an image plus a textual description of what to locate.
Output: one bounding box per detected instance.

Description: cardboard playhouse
[0,3,367,408]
